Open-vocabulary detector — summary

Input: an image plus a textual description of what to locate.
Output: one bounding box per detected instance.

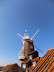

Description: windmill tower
[21,30,34,59]
[17,29,40,66]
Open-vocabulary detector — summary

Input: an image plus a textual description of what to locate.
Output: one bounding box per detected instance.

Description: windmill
[17,29,43,59]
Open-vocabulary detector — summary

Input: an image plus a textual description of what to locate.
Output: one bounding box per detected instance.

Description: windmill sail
[17,33,23,39]
[34,45,44,53]
[31,29,40,40]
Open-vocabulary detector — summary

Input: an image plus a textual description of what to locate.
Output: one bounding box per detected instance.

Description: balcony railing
[18,56,25,60]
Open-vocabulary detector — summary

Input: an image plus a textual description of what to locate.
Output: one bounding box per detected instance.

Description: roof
[3,63,25,72]
[31,57,41,62]
[49,48,54,50]
[3,64,14,72]
[27,66,35,71]
[28,51,38,55]
[28,48,54,72]
[22,59,31,64]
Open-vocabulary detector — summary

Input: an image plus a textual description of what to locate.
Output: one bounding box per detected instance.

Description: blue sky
[0,0,54,66]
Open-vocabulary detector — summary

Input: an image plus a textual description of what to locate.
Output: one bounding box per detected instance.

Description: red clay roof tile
[31,57,41,62]
[27,66,35,71]
[27,48,54,72]
[22,59,31,64]
[3,63,25,72]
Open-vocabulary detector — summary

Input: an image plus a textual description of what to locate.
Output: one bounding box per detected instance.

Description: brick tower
[18,29,39,68]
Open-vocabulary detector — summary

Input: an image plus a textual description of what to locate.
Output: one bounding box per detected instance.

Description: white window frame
[32,61,36,66]
[30,45,33,49]
[22,64,26,69]
[29,55,32,59]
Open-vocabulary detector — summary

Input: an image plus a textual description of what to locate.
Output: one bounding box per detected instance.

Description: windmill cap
[23,30,29,39]
[23,36,29,39]
[25,30,27,32]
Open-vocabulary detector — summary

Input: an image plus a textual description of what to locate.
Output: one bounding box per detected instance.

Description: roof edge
[49,48,54,50]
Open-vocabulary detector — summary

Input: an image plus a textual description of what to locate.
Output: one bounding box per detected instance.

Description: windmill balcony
[18,56,25,60]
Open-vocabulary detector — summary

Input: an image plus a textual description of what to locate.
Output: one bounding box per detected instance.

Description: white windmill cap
[23,30,29,39]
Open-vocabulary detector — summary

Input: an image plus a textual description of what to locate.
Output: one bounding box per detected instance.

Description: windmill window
[22,64,26,69]
[30,45,33,49]
[29,55,32,59]
[23,41,25,44]
[32,61,36,66]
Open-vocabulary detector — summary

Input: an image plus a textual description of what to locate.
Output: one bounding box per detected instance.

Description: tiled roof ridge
[30,49,54,72]
[7,63,17,66]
